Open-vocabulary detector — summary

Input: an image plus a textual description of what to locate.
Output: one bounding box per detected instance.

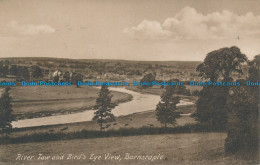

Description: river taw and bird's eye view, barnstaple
[0,0,259,165]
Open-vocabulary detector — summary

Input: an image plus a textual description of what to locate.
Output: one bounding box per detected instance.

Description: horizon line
[0,56,203,62]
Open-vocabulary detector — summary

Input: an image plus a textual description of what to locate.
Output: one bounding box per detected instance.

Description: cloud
[8,21,55,35]
[123,6,260,40]
[123,20,171,40]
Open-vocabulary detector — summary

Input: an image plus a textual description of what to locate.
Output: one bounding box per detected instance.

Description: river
[12,87,193,128]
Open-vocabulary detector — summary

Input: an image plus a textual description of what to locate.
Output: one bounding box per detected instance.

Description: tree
[156,85,181,128]
[193,46,248,130]
[140,73,156,88]
[19,66,30,80]
[0,87,13,137]
[225,55,259,156]
[53,75,59,83]
[248,55,260,82]
[71,72,83,87]
[193,86,228,129]
[161,78,189,95]
[10,65,18,76]
[63,71,70,82]
[0,62,9,77]
[197,46,247,82]
[31,65,43,78]
[92,85,117,131]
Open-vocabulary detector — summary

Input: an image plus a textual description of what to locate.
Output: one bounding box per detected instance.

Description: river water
[12,87,193,128]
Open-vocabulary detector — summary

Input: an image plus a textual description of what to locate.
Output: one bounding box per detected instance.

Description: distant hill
[0,57,203,81]
[0,57,201,69]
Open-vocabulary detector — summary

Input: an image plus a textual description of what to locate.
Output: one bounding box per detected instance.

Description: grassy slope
[1,133,255,165]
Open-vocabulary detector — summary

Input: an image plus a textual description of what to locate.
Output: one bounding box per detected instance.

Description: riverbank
[11,86,133,120]
[11,104,197,137]
[2,104,201,145]
[11,85,195,127]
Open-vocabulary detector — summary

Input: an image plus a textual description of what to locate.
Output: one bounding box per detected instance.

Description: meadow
[1,133,256,165]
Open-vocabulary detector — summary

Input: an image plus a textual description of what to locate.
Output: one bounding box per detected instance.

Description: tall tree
[92,85,117,131]
[0,87,13,137]
[225,55,259,157]
[193,86,228,129]
[197,46,247,82]
[156,85,181,128]
[193,46,247,130]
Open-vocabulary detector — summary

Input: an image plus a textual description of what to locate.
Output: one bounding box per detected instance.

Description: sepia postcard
[0,0,259,164]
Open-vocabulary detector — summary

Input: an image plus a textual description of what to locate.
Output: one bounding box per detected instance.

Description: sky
[0,0,260,61]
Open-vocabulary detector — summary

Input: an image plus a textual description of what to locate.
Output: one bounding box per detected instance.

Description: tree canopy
[71,72,83,87]
[156,85,181,128]
[140,73,156,88]
[197,46,247,81]
[92,85,117,131]
[31,65,43,78]
[193,46,248,130]
[225,55,259,156]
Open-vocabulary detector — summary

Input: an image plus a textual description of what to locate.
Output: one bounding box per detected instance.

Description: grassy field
[10,86,132,119]
[1,132,256,165]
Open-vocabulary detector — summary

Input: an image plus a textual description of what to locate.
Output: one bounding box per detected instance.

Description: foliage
[162,79,190,95]
[9,65,18,76]
[140,73,156,88]
[192,86,228,130]
[156,85,181,128]
[0,87,13,137]
[248,55,260,82]
[71,72,83,87]
[92,85,117,131]
[193,46,247,130]
[18,66,30,79]
[0,61,9,77]
[31,65,43,78]
[197,46,247,81]
[225,55,259,157]
[63,71,70,82]
[53,75,59,83]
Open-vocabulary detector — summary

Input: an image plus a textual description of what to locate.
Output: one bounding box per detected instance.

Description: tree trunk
[100,117,103,132]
